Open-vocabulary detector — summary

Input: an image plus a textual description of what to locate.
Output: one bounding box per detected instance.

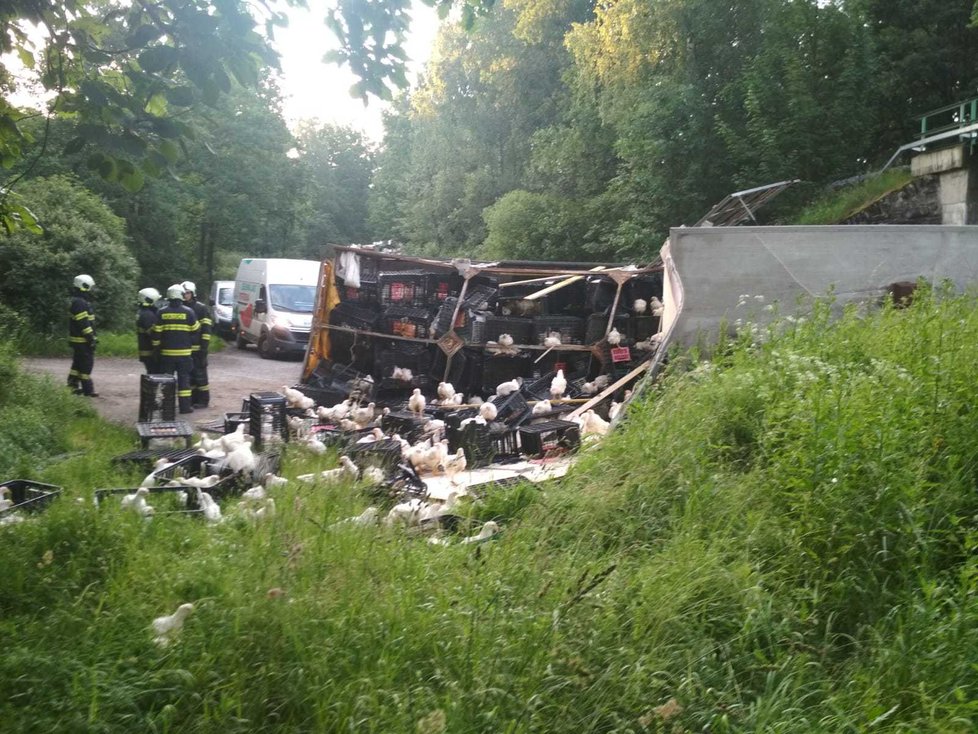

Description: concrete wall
[910,144,977,225]
[663,225,978,350]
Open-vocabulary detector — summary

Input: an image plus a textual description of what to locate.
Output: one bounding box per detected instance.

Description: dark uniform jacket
[152,302,199,357]
[136,305,158,358]
[187,298,212,353]
[68,293,96,346]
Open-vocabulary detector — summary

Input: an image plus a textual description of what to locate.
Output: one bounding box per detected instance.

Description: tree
[0,0,284,230]
[0,175,137,334]
[294,122,375,256]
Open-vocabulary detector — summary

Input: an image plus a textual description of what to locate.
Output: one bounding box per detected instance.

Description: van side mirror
[255,299,267,315]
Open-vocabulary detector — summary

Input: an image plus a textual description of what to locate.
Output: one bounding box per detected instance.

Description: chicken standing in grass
[198,491,222,523]
[0,487,11,512]
[461,520,501,544]
[121,487,154,517]
[152,603,194,647]
[440,448,468,484]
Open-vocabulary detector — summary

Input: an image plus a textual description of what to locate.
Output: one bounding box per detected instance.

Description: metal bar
[879,121,978,172]
[314,323,597,351]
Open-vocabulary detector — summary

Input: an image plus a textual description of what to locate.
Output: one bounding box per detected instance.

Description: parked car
[209,280,235,339]
[232,258,320,358]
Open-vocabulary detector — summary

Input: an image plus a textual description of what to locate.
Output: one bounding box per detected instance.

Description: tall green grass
[3,289,978,732]
[793,168,914,225]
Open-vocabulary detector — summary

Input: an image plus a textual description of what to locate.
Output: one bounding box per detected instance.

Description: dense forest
[1,0,977,335]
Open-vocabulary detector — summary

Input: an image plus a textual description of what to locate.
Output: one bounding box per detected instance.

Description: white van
[232,258,321,358]
[209,280,235,338]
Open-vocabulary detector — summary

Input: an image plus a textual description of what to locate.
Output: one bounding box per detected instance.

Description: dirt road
[21,344,306,429]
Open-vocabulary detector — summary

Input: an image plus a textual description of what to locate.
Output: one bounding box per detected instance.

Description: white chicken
[263,473,289,488]
[182,474,221,489]
[392,366,414,382]
[437,382,455,402]
[0,487,11,512]
[219,424,249,453]
[460,520,501,544]
[633,298,647,314]
[479,401,498,422]
[333,506,381,527]
[240,497,275,522]
[531,399,552,416]
[424,440,449,474]
[649,296,664,317]
[151,602,194,647]
[579,409,611,437]
[543,331,562,349]
[241,485,267,501]
[593,374,610,390]
[385,498,425,526]
[440,448,467,483]
[609,401,623,422]
[607,327,623,346]
[362,466,386,485]
[226,443,257,473]
[495,378,521,397]
[549,369,567,400]
[408,388,426,416]
[282,385,305,406]
[487,333,518,356]
[355,427,386,444]
[351,402,377,428]
[121,487,154,517]
[300,436,327,455]
[198,491,222,523]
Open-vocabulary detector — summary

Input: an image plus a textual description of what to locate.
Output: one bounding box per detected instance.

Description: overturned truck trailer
[300,247,664,419]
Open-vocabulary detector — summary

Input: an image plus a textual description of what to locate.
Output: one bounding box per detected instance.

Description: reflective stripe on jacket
[68,293,95,345]
[152,302,199,357]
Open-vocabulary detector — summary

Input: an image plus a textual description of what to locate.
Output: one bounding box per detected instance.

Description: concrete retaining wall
[663,225,978,350]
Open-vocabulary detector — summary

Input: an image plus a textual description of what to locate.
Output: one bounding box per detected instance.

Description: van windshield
[269,284,316,313]
[218,287,234,306]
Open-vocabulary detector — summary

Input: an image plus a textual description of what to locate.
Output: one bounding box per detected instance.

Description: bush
[0,175,138,336]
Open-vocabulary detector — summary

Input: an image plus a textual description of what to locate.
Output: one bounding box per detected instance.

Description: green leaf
[63,137,87,156]
[17,48,34,69]
[164,86,196,107]
[138,46,178,73]
[128,24,161,48]
[145,92,168,117]
[119,167,145,192]
[158,139,180,163]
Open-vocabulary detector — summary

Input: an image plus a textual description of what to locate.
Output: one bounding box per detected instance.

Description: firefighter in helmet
[152,284,199,413]
[136,287,161,373]
[181,280,212,408]
[67,274,98,396]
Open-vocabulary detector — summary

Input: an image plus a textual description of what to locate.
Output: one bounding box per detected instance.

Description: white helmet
[73,274,95,292]
[138,287,161,306]
[180,280,196,296]
[166,284,185,300]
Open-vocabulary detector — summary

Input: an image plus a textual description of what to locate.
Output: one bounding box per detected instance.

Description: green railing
[917,97,978,139]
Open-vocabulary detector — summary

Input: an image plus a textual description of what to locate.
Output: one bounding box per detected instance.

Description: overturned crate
[0,479,62,517]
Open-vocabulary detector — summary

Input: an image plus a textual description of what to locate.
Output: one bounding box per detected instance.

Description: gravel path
[21,343,305,430]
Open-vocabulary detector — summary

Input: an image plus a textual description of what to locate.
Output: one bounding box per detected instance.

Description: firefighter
[181,280,212,408]
[152,284,199,414]
[67,274,98,397]
[136,287,161,373]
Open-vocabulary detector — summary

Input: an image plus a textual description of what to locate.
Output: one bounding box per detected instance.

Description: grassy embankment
[3,287,978,732]
[791,168,914,224]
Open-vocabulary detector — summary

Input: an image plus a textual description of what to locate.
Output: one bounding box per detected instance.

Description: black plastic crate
[111,446,198,471]
[139,373,177,422]
[303,362,375,404]
[585,310,630,345]
[374,341,434,382]
[380,305,432,339]
[249,391,288,451]
[381,410,428,442]
[453,421,495,468]
[489,425,521,461]
[480,354,532,396]
[518,420,581,458]
[471,315,534,345]
[522,371,584,402]
[0,479,61,515]
[223,412,250,435]
[461,282,498,312]
[532,315,585,345]
[136,421,193,449]
[490,390,531,426]
[349,439,403,472]
[379,271,430,307]
[338,281,380,305]
[430,298,473,340]
[330,301,380,331]
[531,351,591,379]
[624,272,664,304]
[376,374,437,405]
[433,348,479,397]
[358,254,381,283]
[630,315,660,342]
[426,272,461,303]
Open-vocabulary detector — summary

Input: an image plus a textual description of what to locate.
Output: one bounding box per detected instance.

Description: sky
[270,1,441,142]
[3,0,442,145]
